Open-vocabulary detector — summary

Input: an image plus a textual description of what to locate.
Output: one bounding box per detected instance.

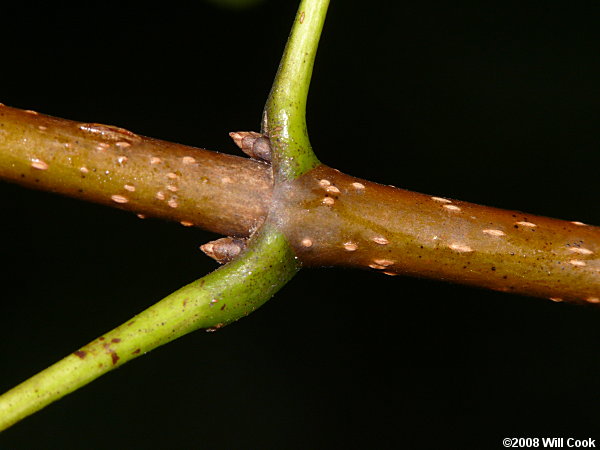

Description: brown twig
[279,166,600,303]
[0,105,272,237]
[1,105,599,303]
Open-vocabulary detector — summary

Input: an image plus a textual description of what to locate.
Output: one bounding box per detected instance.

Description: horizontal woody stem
[0,105,272,237]
[278,166,600,304]
[1,105,599,303]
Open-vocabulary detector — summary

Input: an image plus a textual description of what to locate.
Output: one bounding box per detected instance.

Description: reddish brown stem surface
[1,105,598,304]
[0,106,271,237]
[279,166,600,304]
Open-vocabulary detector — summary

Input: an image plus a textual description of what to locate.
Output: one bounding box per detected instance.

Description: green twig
[263,0,329,182]
[0,226,298,430]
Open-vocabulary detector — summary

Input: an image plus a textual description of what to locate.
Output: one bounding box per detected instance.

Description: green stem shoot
[0,226,298,430]
[263,0,329,182]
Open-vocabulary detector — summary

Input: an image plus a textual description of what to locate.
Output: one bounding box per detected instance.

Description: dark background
[1,1,599,448]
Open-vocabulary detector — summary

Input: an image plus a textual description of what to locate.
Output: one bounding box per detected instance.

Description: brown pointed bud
[228,131,272,162]
[200,237,247,264]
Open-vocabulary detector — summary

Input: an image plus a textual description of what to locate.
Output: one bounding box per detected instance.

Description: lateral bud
[229,131,272,162]
[200,237,247,264]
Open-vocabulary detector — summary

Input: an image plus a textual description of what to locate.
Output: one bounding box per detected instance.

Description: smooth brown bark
[1,105,599,304]
[0,105,272,237]
[279,166,600,304]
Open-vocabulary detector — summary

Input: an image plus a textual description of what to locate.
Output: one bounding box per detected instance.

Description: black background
[1,1,599,449]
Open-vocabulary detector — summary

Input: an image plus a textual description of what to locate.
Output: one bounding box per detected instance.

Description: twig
[2,104,598,302]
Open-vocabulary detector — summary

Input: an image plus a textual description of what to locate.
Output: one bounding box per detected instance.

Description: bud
[229,131,272,162]
[200,237,247,264]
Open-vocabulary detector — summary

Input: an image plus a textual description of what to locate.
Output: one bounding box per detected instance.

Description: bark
[1,105,599,304]
[279,166,600,303]
[0,105,272,238]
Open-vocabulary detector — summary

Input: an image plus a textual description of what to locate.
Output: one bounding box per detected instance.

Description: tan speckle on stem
[571,221,587,226]
[343,242,358,251]
[167,185,178,192]
[167,172,178,180]
[116,141,131,148]
[124,184,135,192]
[24,110,38,115]
[482,229,505,237]
[586,296,600,304]
[31,158,48,170]
[111,194,128,204]
[155,191,165,201]
[443,204,461,212]
[372,236,389,245]
[80,167,89,174]
[136,213,146,219]
[568,247,593,255]
[38,125,47,131]
[431,196,452,203]
[150,157,162,165]
[182,156,196,165]
[117,156,128,165]
[383,271,398,276]
[549,297,563,302]
[369,263,386,270]
[167,198,178,208]
[180,221,194,227]
[301,238,313,248]
[319,179,331,187]
[322,197,335,206]
[351,182,365,190]
[515,221,537,228]
[373,259,394,267]
[326,186,340,194]
[449,243,473,253]
[568,260,586,267]
[221,176,233,184]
